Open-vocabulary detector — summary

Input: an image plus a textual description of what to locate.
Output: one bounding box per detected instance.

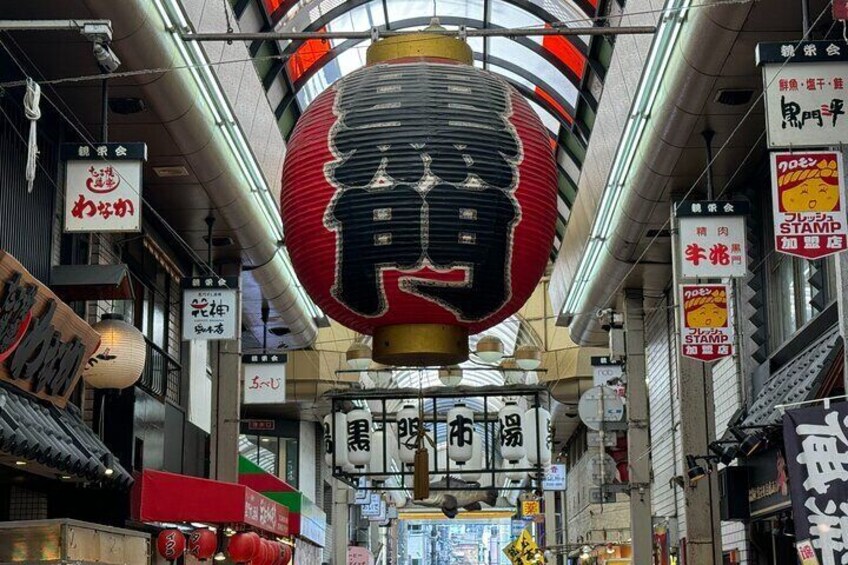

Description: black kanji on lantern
[347,418,371,452]
[501,413,523,448]
[325,62,522,321]
[397,415,420,449]
[449,413,474,448]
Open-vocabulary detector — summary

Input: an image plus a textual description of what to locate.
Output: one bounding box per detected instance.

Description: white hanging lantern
[460,431,483,482]
[84,314,146,389]
[505,457,528,483]
[475,335,504,364]
[524,406,552,466]
[368,363,393,389]
[429,443,447,482]
[498,402,525,464]
[500,359,524,385]
[323,413,349,469]
[346,408,372,468]
[370,429,387,483]
[515,344,542,371]
[346,342,372,370]
[396,404,420,465]
[438,366,463,387]
[447,403,474,466]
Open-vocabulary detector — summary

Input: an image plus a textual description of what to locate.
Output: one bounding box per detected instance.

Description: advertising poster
[679,284,734,362]
[771,151,848,260]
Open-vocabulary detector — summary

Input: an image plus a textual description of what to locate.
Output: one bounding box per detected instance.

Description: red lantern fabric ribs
[281,58,557,336]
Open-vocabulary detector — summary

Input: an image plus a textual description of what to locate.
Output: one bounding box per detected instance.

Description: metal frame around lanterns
[326,380,552,492]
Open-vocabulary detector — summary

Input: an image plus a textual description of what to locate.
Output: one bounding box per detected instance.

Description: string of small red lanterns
[156,528,293,564]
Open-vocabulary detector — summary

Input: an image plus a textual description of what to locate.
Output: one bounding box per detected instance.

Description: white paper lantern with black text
[84,314,146,389]
[498,402,525,464]
[370,429,388,483]
[346,408,372,468]
[396,404,420,465]
[460,431,483,482]
[323,413,349,468]
[447,403,474,466]
[505,456,529,483]
[524,406,552,465]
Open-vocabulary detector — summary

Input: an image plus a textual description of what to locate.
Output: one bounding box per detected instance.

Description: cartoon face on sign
[778,156,840,212]
[684,288,728,328]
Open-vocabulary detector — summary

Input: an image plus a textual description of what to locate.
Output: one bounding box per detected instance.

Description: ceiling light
[730,427,764,457]
[346,343,372,370]
[153,165,190,178]
[214,552,226,561]
[475,335,503,364]
[438,366,463,387]
[514,344,542,371]
[14,460,26,466]
[558,0,691,321]
[685,455,707,483]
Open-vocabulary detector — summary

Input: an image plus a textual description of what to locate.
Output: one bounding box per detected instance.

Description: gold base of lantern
[373,324,468,367]
[366,22,473,65]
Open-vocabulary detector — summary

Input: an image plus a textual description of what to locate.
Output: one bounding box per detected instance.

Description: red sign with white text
[680,284,734,363]
[771,151,848,259]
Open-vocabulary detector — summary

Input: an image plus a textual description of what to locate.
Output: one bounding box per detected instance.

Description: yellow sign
[502,529,541,565]
[521,499,541,518]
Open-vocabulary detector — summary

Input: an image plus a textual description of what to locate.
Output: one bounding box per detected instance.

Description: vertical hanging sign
[675,201,749,279]
[756,41,848,148]
[783,402,848,565]
[62,142,146,232]
[242,354,287,404]
[181,277,239,340]
[770,151,848,259]
[679,284,734,362]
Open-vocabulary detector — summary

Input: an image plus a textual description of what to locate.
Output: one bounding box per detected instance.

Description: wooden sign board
[0,251,100,408]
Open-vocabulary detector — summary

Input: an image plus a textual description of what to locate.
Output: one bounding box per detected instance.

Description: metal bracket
[0,19,113,43]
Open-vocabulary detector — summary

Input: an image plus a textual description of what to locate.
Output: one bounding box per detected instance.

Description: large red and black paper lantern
[188,529,218,560]
[281,26,557,366]
[157,529,186,561]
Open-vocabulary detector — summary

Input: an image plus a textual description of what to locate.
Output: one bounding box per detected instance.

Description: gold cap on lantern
[373,324,468,367]
[366,19,473,65]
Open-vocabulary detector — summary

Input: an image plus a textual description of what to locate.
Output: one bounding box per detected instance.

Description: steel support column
[210,265,242,483]
[624,289,653,564]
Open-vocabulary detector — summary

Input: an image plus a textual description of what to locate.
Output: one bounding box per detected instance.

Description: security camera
[93,42,121,73]
[596,308,624,331]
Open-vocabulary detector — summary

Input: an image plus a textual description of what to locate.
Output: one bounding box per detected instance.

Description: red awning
[132,470,289,537]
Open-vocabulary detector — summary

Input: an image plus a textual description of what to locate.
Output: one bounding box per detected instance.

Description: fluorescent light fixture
[559,0,690,320]
[152,0,322,320]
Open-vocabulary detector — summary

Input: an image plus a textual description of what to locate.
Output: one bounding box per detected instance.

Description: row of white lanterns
[323,402,552,481]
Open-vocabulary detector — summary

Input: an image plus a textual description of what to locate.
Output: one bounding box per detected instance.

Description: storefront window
[239,434,299,487]
[769,255,834,350]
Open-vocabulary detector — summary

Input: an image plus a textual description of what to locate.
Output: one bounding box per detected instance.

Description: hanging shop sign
[591,356,624,386]
[747,447,791,518]
[279,37,558,367]
[757,41,848,147]
[588,430,618,447]
[62,142,146,233]
[783,402,848,565]
[361,494,385,519]
[770,151,848,259]
[503,529,540,565]
[181,277,239,340]
[242,354,287,405]
[247,419,275,431]
[543,463,567,491]
[679,284,734,362]
[0,251,100,408]
[797,540,822,565]
[675,201,749,279]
